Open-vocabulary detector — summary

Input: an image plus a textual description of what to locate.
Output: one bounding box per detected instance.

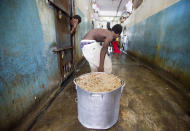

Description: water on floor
[22,54,190,131]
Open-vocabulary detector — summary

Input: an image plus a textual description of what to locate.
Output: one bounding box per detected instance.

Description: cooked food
[76,73,122,92]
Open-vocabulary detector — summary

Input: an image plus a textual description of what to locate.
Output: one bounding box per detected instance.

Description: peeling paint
[126,0,190,88]
[0,0,59,130]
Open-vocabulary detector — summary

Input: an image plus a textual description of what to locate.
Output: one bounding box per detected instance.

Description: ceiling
[95,0,129,16]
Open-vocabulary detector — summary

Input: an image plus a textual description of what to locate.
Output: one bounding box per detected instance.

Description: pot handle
[73,78,78,90]
[121,80,125,93]
[75,98,78,103]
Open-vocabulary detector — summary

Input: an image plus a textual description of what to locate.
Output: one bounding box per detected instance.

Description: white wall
[74,0,93,62]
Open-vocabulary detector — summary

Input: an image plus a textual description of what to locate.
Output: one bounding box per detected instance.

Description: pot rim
[73,72,125,94]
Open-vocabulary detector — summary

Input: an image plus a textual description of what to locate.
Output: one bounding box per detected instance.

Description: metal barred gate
[49,0,75,83]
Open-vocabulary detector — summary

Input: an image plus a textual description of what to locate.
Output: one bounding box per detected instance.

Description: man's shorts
[80,40,112,74]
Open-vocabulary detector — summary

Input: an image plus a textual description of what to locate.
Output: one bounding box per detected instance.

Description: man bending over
[80,24,122,73]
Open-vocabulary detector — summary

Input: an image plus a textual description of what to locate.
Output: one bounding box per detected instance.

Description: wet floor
[19,54,190,131]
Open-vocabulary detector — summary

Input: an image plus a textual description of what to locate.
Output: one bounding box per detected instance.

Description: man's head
[72,15,81,24]
[111,24,123,37]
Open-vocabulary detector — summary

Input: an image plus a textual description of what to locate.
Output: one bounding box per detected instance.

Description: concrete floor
[21,54,190,131]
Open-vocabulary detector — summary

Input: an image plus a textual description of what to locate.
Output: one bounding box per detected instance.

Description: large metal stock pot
[74,72,125,129]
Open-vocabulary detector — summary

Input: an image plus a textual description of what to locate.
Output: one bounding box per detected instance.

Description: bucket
[74,72,125,129]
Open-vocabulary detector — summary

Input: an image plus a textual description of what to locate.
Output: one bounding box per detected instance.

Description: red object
[112,41,121,54]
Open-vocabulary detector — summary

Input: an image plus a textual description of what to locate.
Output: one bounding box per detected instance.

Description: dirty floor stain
[20,54,190,131]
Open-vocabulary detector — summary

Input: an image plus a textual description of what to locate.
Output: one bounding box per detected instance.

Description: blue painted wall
[0,0,58,129]
[128,0,190,88]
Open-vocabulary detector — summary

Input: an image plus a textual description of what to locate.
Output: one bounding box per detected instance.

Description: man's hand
[70,20,78,35]
[70,30,74,34]
[98,66,104,72]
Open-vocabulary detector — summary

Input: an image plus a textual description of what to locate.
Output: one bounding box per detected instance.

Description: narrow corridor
[20,54,190,131]
[1,0,190,130]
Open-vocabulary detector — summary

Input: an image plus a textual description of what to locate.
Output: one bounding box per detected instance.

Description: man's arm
[98,36,112,72]
[70,22,77,34]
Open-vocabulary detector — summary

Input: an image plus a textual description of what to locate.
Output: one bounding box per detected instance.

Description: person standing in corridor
[112,37,121,54]
[80,24,122,73]
[70,15,81,34]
